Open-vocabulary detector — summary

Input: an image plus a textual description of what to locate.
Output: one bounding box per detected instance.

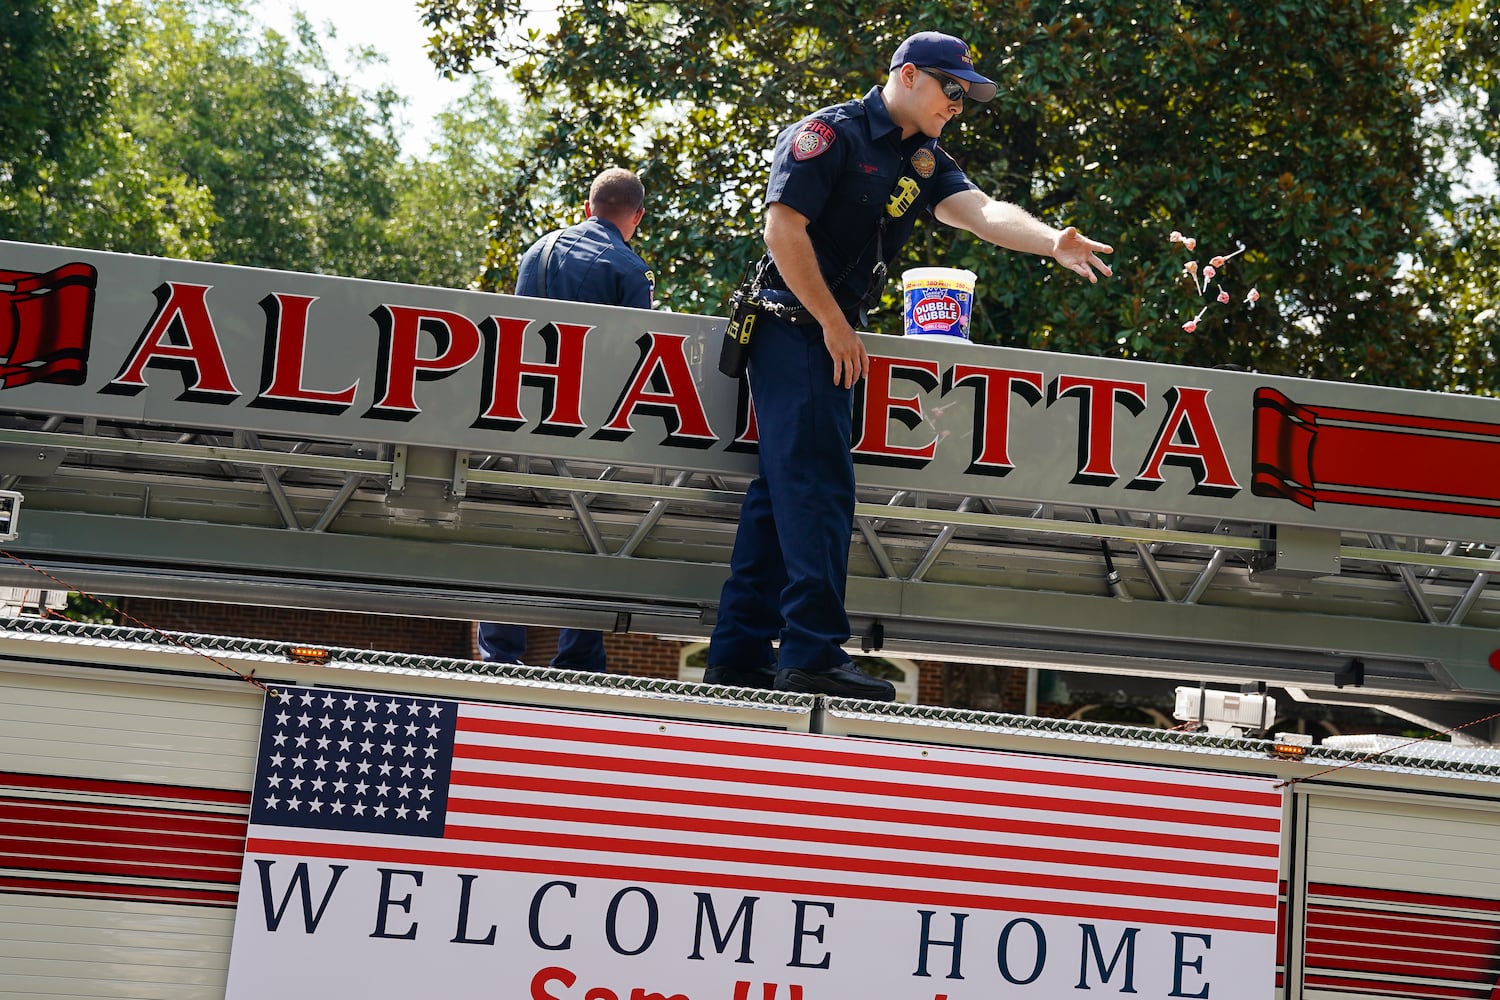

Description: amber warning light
[286,644,331,664]
[1270,731,1313,760]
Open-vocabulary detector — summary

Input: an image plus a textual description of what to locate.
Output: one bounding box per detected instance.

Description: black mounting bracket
[1334,658,1366,689]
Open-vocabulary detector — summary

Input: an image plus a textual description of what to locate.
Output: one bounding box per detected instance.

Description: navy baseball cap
[889,31,998,103]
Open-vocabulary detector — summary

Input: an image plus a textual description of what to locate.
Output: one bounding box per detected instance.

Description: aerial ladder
[1,239,1497,734]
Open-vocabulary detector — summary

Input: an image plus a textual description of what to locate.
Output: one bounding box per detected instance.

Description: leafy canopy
[0,0,511,289]
[420,0,1498,393]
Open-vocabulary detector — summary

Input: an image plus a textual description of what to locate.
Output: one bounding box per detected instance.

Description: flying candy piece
[1211,244,1246,269]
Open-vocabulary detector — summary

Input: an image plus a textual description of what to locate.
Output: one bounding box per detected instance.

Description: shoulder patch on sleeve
[791,120,836,161]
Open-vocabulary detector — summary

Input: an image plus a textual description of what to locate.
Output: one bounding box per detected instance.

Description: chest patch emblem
[792,121,836,161]
[911,147,936,178]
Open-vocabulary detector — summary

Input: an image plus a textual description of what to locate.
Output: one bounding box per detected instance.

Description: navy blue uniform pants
[707,312,856,673]
[477,622,607,672]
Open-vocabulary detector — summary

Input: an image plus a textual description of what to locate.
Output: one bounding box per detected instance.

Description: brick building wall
[120,598,476,659]
[120,599,705,681]
[915,660,948,706]
[508,627,684,681]
[118,598,998,708]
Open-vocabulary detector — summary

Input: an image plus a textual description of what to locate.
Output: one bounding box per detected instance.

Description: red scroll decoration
[1252,386,1500,521]
[0,262,98,389]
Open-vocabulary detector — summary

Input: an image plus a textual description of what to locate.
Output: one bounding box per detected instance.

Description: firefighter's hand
[1053,226,1114,283]
[823,322,868,388]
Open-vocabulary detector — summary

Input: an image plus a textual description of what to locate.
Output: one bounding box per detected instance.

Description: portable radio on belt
[718,264,761,379]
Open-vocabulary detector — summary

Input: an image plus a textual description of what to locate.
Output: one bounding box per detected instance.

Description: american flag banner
[226,686,1284,1000]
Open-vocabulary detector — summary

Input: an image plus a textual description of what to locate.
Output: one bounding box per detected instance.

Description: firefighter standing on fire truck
[479,167,655,672]
[704,31,1113,701]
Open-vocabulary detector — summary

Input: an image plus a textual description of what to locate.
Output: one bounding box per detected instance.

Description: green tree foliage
[381,80,530,290]
[100,0,409,273]
[0,0,497,288]
[0,0,121,240]
[419,0,1496,392]
[1405,0,1499,174]
[1401,0,1500,393]
[65,592,121,625]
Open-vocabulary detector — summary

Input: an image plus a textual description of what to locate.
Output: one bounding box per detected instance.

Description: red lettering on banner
[1132,386,1241,496]
[529,964,689,1000]
[946,364,1044,475]
[852,355,941,467]
[475,317,589,434]
[254,293,358,411]
[366,305,481,419]
[1050,375,1148,484]
[597,332,716,446]
[107,282,239,400]
[532,965,575,1000]
[733,983,804,1000]
[728,379,760,453]
[629,988,689,1000]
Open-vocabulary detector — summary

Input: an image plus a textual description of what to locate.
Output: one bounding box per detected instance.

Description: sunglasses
[919,67,966,104]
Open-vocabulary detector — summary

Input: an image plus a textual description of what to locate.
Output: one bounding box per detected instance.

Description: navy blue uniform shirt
[515,216,654,308]
[761,86,977,311]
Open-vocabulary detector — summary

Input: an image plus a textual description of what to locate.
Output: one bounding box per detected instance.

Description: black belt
[754,216,890,328]
[752,294,862,328]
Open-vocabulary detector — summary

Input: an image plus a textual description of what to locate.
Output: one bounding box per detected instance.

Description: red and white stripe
[1,771,248,907]
[1304,883,1500,1000]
